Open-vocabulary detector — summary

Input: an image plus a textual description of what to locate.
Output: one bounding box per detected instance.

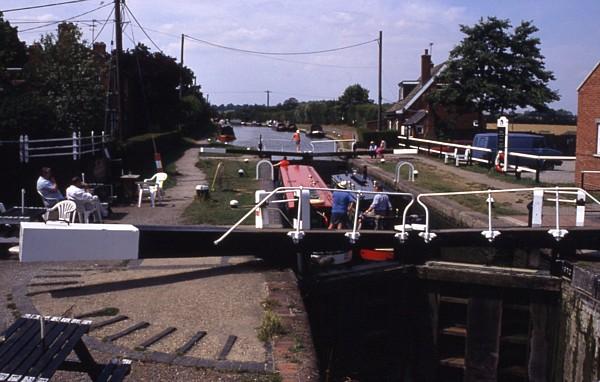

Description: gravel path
[0,146,280,381]
[107,147,206,225]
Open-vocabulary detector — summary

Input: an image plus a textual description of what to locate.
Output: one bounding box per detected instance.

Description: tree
[430,17,559,118]
[338,84,371,113]
[282,97,299,110]
[26,23,105,136]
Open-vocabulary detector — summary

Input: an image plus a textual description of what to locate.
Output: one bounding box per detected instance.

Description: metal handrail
[214,186,415,245]
[415,187,600,243]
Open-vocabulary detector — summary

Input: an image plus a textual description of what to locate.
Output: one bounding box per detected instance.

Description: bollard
[195,184,209,200]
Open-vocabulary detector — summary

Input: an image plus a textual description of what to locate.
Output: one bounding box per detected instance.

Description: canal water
[230,125,336,153]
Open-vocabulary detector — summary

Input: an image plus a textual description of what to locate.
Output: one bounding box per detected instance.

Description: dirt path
[107,147,206,225]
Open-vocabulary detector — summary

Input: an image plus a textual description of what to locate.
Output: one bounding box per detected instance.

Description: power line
[122,3,163,53]
[19,2,112,32]
[183,34,378,56]
[1,0,91,13]
[91,5,114,43]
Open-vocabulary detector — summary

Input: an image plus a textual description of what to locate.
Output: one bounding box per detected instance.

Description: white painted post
[91,130,95,153]
[294,189,311,230]
[576,189,586,227]
[72,132,78,160]
[497,116,509,172]
[254,190,270,228]
[19,135,24,163]
[24,135,29,163]
[531,188,544,227]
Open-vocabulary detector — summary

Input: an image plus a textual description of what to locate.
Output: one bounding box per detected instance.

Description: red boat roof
[279,165,332,209]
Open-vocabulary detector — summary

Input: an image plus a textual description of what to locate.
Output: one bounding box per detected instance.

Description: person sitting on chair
[368,141,377,159]
[36,167,65,207]
[66,176,104,221]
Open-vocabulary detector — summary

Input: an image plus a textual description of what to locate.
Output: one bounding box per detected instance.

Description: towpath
[107,146,206,225]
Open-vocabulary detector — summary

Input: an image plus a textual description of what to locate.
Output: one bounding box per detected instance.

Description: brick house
[386,49,479,139]
[575,61,600,189]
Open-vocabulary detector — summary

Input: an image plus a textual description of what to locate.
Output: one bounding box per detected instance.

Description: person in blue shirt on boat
[328,180,355,230]
[36,167,65,207]
[361,183,392,229]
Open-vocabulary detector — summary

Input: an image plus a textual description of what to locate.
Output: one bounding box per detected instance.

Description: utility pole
[377,30,383,131]
[265,90,271,108]
[179,34,184,100]
[114,0,124,140]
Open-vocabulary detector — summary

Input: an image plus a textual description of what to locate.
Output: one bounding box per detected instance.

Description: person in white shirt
[66,177,103,221]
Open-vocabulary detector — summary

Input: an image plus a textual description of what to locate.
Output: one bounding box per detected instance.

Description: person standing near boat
[368,141,377,159]
[328,181,355,230]
[292,130,301,152]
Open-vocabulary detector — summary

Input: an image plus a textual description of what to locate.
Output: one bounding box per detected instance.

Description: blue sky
[3,0,599,112]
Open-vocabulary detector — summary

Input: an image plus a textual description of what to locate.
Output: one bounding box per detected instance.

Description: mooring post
[464,296,502,382]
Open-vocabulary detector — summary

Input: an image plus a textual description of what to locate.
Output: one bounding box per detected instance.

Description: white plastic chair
[137,172,168,208]
[37,190,61,208]
[46,200,77,223]
[455,148,471,166]
[70,199,102,223]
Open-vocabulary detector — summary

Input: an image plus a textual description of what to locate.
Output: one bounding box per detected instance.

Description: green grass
[183,158,259,225]
[257,310,288,343]
[377,161,522,215]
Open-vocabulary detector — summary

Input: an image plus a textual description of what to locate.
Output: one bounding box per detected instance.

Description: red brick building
[575,62,600,189]
[385,49,479,139]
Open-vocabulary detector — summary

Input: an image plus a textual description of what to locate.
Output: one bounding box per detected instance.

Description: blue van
[472,133,563,169]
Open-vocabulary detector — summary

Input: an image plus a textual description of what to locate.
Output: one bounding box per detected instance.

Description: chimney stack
[421,49,432,85]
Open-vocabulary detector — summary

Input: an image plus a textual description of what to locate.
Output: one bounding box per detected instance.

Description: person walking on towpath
[328,180,355,230]
[292,130,301,152]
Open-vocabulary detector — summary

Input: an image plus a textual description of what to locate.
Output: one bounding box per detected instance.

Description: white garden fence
[11,131,112,163]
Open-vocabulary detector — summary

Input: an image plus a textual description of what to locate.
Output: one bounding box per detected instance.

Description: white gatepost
[293,189,311,230]
[24,135,29,163]
[19,135,24,163]
[531,188,544,227]
[72,132,78,160]
[576,189,586,227]
[255,190,270,228]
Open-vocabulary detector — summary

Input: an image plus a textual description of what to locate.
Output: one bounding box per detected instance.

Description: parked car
[471,133,563,169]
[307,124,325,138]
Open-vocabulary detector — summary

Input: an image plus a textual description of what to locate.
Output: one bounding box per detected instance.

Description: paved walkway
[0,146,320,380]
[107,147,206,225]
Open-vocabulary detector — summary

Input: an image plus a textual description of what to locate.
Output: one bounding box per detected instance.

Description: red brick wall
[575,64,600,189]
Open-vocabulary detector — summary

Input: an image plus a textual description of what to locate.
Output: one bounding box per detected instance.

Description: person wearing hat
[292,130,301,152]
[328,180,355,230]
[368,141,377,159]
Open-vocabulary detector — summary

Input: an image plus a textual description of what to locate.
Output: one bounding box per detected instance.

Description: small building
[385,49,479,139]
[575,61,600,189]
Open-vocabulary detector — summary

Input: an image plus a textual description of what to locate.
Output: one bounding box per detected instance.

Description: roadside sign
[497,116,509,172]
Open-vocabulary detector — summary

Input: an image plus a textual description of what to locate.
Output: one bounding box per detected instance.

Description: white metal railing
[415,187,600,243]
[397,135,576,163]
[214,186,415,245]
[13,131,111,163]
[215,185,600,246]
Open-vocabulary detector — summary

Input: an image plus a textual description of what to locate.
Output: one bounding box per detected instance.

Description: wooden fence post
[19,135,24,163]
[72,132,78,160]
[24,135,29,163]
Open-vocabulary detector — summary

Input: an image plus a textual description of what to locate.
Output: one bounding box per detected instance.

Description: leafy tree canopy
[430,17,559,118]
[338,84,371,111]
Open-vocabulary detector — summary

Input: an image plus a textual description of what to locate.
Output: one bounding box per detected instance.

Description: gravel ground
[0,146,283,381]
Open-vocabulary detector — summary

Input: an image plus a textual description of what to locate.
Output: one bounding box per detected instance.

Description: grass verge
[183,158,259,225]
[376,160,522,216]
